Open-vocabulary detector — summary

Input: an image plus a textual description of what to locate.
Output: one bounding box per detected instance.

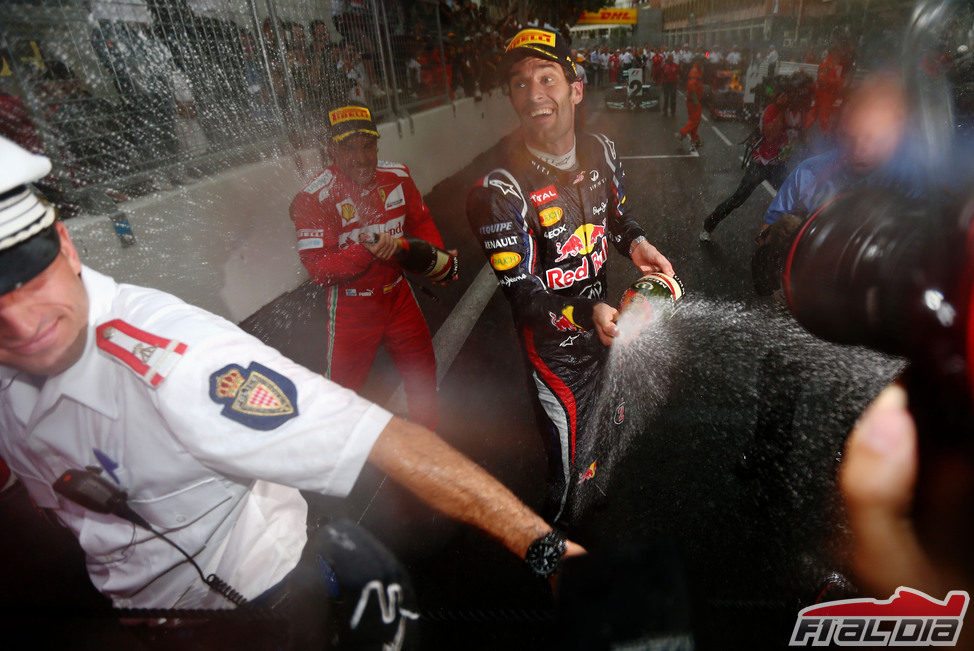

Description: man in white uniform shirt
[0,137,583,646]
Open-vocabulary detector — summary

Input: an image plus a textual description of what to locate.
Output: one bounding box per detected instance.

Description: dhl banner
[577,8,638,26]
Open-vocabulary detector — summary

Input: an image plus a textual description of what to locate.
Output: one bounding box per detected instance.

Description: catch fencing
[0,0,465,214]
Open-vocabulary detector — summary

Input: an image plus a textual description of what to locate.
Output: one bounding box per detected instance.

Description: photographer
[699,74,809,241]
[762,74,926,231]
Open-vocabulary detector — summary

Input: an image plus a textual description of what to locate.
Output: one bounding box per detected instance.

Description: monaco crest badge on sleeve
[209,362,299,430]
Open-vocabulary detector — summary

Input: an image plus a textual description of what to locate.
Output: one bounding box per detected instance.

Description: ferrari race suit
[678,64,704,145]
[290,161,444,428]
[814,52,844,135]
[466,133,647,522]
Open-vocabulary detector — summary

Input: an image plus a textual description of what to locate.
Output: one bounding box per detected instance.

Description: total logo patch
[529,185,558,207]
[490,251,521,271]
[539,206,563,227]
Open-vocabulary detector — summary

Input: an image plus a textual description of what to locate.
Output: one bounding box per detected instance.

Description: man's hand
[433,249,459,286]
[755,222,770,243]
[360,232,400,261]
[631,240,675,276]
[838,384,943,597]
[368,417,586,566]
[592,302,619,346]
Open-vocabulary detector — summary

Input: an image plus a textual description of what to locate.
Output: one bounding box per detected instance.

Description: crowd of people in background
[567,40,854,100]
[0,0,556,204]
[0,0,910,221]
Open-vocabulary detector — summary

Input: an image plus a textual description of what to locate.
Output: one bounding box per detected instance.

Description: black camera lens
[782,188,974,407]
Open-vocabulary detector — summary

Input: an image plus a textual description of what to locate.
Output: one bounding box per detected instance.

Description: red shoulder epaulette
[95,319,188,388]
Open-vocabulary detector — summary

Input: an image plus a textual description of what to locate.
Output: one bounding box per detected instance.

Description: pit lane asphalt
[239,86,905,650]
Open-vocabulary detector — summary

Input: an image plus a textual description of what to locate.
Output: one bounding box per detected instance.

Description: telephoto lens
[781,187,974,429]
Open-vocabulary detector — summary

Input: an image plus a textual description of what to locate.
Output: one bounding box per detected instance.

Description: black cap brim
[0,223,60,295]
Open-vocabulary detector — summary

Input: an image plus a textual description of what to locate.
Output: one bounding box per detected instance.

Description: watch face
[526,533,566,577]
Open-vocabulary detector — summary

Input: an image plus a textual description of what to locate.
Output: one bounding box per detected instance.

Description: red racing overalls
[290,162,444,428]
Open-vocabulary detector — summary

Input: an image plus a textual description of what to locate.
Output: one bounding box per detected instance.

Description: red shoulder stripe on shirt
[96,319,188,387]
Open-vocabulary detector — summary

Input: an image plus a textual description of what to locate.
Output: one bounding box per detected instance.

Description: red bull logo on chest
[554,224,606,262]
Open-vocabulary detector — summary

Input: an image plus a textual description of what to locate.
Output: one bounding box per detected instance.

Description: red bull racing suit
[290,161,444,428]
[466,133,648,522]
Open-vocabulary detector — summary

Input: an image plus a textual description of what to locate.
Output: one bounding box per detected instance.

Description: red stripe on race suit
[523,326,577,462]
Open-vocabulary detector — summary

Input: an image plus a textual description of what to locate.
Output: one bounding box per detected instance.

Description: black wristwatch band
[525,530,567,578]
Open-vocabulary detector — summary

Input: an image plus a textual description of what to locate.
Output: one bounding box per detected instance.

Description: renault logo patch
[209,362,298,430]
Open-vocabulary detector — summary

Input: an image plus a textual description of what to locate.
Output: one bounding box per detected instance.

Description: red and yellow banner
[577,8,638,25]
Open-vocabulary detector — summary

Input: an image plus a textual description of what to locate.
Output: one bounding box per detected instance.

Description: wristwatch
[525,530,567,577]
[629,235,647,256]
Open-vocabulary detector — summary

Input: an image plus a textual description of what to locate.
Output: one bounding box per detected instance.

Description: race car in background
[605,68,660,111]
[703,69,745,120]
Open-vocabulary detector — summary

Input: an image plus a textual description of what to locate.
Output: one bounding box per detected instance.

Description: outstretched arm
[368,416,585,561]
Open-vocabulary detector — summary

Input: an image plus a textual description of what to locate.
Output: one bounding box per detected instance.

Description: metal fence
[0,0,499,215]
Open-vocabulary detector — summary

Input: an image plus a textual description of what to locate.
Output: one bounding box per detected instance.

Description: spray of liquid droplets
[569,296,906,530]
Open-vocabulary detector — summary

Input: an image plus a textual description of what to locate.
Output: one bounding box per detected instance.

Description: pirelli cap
[327,102,380,142]
[0,136,59,296]
[498,27,578,83]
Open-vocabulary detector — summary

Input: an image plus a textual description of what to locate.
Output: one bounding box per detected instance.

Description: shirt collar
[60,266,120,419]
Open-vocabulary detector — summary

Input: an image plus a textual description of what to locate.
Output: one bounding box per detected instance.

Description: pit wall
[67,90,519,323]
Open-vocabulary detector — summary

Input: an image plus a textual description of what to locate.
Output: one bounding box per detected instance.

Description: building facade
[659,0,915,53]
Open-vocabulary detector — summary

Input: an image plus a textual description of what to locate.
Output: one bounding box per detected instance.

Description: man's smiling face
[508,57,582,156]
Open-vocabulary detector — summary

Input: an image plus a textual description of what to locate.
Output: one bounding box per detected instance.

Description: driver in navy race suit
[466,27,675,525]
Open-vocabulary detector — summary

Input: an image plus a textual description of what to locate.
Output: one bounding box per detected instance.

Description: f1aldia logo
[789,587,969,647]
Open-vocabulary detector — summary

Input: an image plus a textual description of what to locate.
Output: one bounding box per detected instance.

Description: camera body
[781,188,974,432]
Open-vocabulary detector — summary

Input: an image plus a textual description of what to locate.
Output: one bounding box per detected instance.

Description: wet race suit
[290,161,444,428]
[467,132,647,522]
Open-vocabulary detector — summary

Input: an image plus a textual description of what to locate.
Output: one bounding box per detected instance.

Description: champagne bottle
[619,272,685,321]
[376,235,458,283]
